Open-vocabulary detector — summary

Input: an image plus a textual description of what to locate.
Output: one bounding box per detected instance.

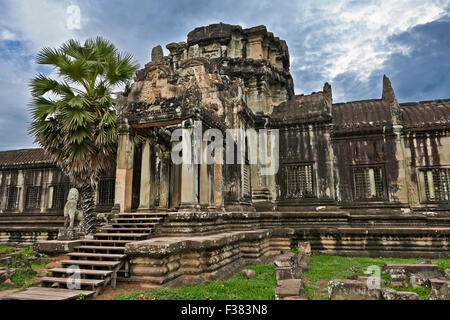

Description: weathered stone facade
[115,23,450,217]
[0,149,116,244]
[113,23,450,287]
[1,23,450,270]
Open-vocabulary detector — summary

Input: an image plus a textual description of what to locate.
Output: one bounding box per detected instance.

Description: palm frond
[29,36,139,197]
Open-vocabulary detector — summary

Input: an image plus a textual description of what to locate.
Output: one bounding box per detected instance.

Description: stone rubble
[241,269,256,279]
[273,242,310,300]
[409,273,430,288]
[328,278,381,300]
[429,279,450,300]
[382,261,445,279]
[381,288,419,300]
[275,279,307,300]
[329,260,449,300]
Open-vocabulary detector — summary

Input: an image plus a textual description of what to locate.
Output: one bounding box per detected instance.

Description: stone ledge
[124,229,292,287]
[125,229,292,258]
[33,240,83,254]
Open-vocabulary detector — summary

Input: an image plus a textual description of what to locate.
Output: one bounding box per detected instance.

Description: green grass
[390,285,432,300]
[113,254,450,300]
[0,245,49,292]
[432,259,450,272]
[114,264,277,300]
[303,255,450,300]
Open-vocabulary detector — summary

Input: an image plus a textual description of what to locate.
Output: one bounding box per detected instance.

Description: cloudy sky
[0,0,449,150]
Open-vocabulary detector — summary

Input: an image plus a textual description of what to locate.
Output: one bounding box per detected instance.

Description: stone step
[2,287,96,300]
[81,239,132,246]
[67,252,126,260]
[49,268,113,278]
[40,276,105,287]
[0,220,64,224]
[0,226,61,231]
[110,223,157,227]
[94,233,148,240]
[74,246,126,253]
[102,227,153,233]
[60,260,121,268]
[117,213,166,216]
[112,217,161,223]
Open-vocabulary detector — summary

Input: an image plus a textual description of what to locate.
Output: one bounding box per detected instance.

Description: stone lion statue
[64,188,84,229]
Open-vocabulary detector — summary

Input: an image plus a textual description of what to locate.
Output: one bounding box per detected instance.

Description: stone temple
[0,23,449,290]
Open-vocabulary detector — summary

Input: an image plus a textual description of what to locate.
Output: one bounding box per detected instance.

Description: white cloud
[290,0,450,86]
[1,0,94,52]
[0,0,449,149]
[0,29,16,41]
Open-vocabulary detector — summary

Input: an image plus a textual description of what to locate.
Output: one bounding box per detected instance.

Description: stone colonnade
[114,120,225,213]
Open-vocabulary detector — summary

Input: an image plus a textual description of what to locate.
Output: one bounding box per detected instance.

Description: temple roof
[332,99,392,130]
[0,148,54,169]
[270,83,333,126]
[400,99,450,129]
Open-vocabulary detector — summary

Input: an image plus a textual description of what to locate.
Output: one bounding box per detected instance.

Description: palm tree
[29,37,139,234]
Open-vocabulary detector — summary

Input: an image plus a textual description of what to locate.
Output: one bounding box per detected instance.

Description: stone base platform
[153,211,450,259]
[124,229,292,287]
[296,227,450,258]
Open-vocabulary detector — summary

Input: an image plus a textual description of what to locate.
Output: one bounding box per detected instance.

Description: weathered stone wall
[152,211,450,258]
[0,230,58,246]
[276,124,335,203]
[0,164,116,244]
[405,132,450,208]
[332,133,400,203]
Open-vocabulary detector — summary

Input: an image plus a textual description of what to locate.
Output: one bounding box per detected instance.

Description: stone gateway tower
[104,24,450,285]
[114,23,450,221]
[115,23,296,213]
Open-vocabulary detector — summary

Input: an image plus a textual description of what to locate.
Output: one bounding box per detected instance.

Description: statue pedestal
[57,228,84,241]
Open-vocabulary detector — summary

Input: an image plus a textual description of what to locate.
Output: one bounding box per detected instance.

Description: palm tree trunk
[79,184,97,235]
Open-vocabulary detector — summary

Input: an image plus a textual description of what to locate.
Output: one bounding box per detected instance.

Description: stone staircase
[4,212,166,300]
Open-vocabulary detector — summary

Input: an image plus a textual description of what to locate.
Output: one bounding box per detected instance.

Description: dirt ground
[0,288,20,297]
[91,282,159,300]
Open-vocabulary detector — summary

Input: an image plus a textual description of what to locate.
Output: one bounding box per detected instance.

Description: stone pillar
[214,145,224,210]
[179,122,200,211]
[40,170,49,213]
[138,138,152,211]
[159,149,170,210]
[200,140,210,208]
[151,146,159,209]
[208,163,215,210]
[170,162,181,210]
[392,125,411,204]
[114,121,134,213]
[17,170,24,213]
[47,186,54,210]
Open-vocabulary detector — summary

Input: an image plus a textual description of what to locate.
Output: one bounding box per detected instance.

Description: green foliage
[432,258,450,272]
[121,82,132,97]
[29,37,139,188]
[0,246,49,292]
[288,246,298,256]
[390,285,432,300]
[114,264,277,300]
[76,293,86,300]
[303,255,450,300]
[0,245,14,253]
